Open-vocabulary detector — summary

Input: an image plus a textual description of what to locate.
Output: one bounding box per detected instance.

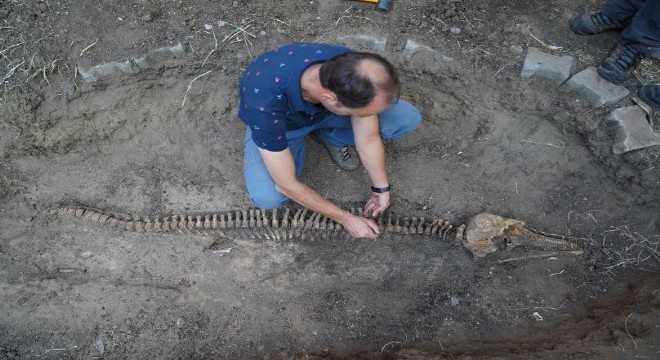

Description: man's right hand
[342,214,380,239]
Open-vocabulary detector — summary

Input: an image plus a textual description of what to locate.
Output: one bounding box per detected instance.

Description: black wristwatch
[371,185,391,193]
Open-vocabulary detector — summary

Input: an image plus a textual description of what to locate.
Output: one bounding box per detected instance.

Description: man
[570,0,660,109]
[238,43,421,239]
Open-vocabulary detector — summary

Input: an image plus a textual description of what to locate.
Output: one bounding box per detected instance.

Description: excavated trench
[0,37,658,358]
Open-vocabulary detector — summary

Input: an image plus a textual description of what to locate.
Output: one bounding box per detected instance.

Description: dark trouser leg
[619,0,660,56]
[602,0,646,22]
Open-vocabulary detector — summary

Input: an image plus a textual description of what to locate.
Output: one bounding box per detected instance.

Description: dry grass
[600,226,659,273]
[633,57,660,85]
[0,24,65,132]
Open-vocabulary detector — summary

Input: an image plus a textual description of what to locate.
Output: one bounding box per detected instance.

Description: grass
[600,226,659,273]
[0,23,65,133]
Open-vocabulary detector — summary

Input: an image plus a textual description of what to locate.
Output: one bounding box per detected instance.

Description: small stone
[175,317,184,328]
[521,47,574,84]
[141,14,152,22]
[259,30,266,36]
[80,250,93,258]
[451,296,460,306]
[509,45,523,55]
[608,105,660,154]
[562,66,629,107]
[450,27,461,34]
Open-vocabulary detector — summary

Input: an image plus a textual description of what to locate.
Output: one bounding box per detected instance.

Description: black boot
[570,11,629,35]
[639,84,660,110]
[597,42,645,85]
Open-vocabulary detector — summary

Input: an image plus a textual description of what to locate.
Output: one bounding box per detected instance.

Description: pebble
[260,30,266,36]
[451,296,460,306]
[80,250,93,258]
[509,45,523,55]
[450,27,461,34]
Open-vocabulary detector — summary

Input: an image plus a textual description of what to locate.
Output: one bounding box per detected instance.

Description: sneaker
[310,132,360,171]
[570,11,629,35]
[597,42,645,85]
[639,84,660,110]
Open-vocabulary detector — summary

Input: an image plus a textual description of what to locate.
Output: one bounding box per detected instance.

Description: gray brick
[520,47,574,84]
[562,66,629,107]
[608,105,660,154]
[402,39,452,62]
[79,43,184,83]
[336,34,387,52]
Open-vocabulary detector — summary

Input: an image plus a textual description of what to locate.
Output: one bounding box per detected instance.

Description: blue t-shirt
[238,42,352,151]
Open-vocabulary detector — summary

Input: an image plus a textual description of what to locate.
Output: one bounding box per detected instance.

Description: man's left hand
[363,191,390,218]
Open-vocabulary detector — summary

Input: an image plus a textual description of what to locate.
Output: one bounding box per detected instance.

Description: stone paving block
[562,66,629,107]
[402,39,452,62]
[520,47,574,84]
[336,34,387,52]
[79,43,184,82]
[608,105,660,154]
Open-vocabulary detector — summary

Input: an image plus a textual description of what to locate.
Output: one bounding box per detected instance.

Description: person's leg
[601,0,645,22]
[619,0,660,55]
[243,128,306,209]
[570,0,643,35]
[314,99,422,147]
[598,0,660,84]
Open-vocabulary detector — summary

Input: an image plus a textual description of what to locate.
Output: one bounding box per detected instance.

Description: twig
[624,313,638,349]
[181,70,211,108]
[200,26,218,69]
[520,139,565,149]
[79,38,99,57]
[528,33,562,51]
[497,250,584,263]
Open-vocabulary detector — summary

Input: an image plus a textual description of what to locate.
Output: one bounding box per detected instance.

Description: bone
[441,223,453,240]
[417,217,425,234]
[271,208,279,229]
[98,213,111,224]
[394,216,402,233]
[177,216,188,233]
[249,209,256,228]
[125,221,135,231]
[186,216,195,232]
[241,210,248,228]
[134,220,145,232]
[204,215,211,230]
[153,218,163,232]
[226,212,234,228]
[386,214,394,232]
[75,208,85,217]
[107,217,120,228]
[211,214,219,229]
[454,224,466,245]
[144,219,154,232]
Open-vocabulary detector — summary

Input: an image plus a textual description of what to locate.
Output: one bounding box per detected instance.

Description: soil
[1,0,659,359]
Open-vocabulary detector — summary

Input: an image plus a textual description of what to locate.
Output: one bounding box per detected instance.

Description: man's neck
[300,63,323,104]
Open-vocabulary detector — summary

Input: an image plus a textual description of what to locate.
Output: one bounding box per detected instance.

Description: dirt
[0,0,659,359]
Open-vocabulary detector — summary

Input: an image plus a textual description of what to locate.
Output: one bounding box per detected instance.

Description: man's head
[318,52,400,117]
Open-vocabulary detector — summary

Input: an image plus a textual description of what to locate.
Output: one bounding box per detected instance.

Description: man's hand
[363,191,390,218]
[342,214,380,239]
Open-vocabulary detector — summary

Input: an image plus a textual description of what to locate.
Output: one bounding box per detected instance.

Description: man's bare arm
[351,115,390,217]
[258,147,379,239]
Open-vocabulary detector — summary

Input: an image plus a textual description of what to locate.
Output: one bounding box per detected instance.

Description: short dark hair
[319,52,400,109]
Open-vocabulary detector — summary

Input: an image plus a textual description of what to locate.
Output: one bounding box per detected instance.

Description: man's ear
[319,90,338,102]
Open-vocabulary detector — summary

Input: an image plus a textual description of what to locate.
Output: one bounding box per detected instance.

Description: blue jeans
[243,100,421,209]
[603,0,660,55]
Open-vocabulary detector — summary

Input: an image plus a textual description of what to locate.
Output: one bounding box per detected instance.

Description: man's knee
[380,101,422,139]
[248,190,289,209]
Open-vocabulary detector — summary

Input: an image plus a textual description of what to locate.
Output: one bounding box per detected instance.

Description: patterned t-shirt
[238,42,352,151]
